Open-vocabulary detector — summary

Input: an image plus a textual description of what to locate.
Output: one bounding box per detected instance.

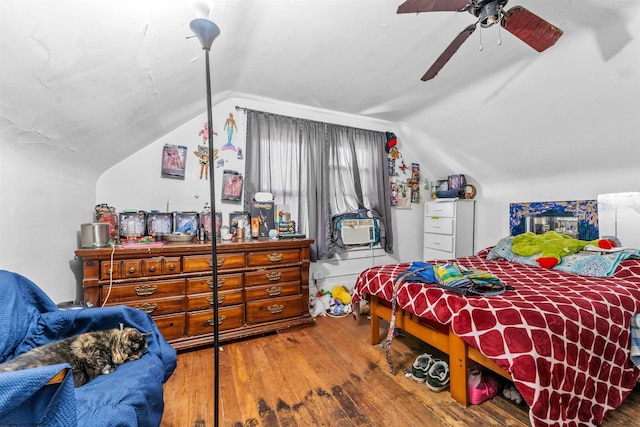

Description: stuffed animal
[331,285,352,305]
[512,231,617,269]
[503,383,523,404]
[310,292,332,317]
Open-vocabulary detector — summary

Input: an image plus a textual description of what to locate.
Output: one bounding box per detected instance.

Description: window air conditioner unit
[340,218,376,245]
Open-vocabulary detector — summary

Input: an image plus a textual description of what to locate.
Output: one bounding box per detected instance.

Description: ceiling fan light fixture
[479,2,500,28]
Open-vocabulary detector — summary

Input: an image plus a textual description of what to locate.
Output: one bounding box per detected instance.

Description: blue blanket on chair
[0,270,177,427]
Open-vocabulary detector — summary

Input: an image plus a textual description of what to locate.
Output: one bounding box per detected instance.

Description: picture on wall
[161,144,187,179]
[393,180,411,209]
[221,169,243,202]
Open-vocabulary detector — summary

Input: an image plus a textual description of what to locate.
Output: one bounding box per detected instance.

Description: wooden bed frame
[369,295,512,406]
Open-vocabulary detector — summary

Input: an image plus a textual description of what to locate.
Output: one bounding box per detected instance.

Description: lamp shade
[190,18,220,50]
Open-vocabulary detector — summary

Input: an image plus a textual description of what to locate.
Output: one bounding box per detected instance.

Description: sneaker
[467,366,498,404]
[410,353,434,383]
[426,360,450,392]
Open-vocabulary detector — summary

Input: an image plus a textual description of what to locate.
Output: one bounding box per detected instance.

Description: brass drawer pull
[267,253,283,262]
[206,295,226,305]
[129,267,136,274]
[206,258,225,268]
[207,278,226,288]
[265,286,282,297]
[267,304,284,314]
[266,271,282,281]
[148,266,156,272]
[168,264,175,271]
[134,303,158,314]
[207,316,226,326]
[134,284,158,296]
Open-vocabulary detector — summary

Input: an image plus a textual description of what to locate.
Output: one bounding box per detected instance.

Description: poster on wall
[393,180,411,209]
[161,144,187,179]
[221,169,243,202]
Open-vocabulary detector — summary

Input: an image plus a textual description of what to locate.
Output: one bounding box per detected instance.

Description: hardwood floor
[161,315,640,426]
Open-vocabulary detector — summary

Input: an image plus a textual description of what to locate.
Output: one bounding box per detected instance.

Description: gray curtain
[243,109,393,261]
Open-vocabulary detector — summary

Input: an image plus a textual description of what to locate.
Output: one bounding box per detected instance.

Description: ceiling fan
[397,0,563,81]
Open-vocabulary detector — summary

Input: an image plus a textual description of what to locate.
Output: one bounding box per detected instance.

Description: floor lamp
[190,17,221,427]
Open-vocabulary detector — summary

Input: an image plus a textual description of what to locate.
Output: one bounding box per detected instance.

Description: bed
[352,241,640,427]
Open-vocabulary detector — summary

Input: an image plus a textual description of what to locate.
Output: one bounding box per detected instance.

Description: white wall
[0,144,97,303]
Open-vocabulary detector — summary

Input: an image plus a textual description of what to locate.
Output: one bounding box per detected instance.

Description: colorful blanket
[353,252,640,427]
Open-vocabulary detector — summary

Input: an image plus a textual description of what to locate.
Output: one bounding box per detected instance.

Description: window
[243,109,393,261]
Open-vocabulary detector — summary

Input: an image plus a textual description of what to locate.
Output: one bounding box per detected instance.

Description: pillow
[486,236,543,267]
[486,236,514,261]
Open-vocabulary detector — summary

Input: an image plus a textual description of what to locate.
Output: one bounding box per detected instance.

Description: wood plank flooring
[160,315,640,427]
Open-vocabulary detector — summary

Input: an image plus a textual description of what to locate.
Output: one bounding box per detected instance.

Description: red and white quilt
[353,251,640,427]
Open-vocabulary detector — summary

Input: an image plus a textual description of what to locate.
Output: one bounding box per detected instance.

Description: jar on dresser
[423,200,475,261]
[74,239,315,350]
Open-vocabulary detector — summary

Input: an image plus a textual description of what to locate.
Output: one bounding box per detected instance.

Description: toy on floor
[310,290,332,318]
[503,383,523,404]
[352,300,370,320]
[310,285,354,317]
[511,231,618,269]
[331,285,351,304]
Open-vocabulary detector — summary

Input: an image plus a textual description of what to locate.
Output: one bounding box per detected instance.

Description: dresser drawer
[100,279,185,303]
[122,259,142,278]
[122,296,185,316]
[246,295,303,324]
[187,290,243,311]
[424,217,454,235]
[186,273,243,294]
[423,247,455,263]
[424,233,454,252]
[162,257,181,275]
[141,257,164,276]
[247,249,300,267]
[183,253,246,272]
[101,260,122,279]
[244,282,300,302]
[244,267,301,287]
[425,202,455,218]
[187,306,244,335]
[154,313,185,341]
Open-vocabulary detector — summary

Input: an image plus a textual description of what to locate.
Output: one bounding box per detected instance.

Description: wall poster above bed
[509,199,598,240]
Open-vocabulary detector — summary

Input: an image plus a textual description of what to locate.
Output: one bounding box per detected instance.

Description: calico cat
[0,326,150,387]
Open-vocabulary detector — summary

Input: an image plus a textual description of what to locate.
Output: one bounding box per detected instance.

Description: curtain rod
[235,105,308,122]
[235,105,389,135]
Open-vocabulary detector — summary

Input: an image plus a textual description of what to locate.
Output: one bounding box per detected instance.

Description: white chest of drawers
[423,200,475,261]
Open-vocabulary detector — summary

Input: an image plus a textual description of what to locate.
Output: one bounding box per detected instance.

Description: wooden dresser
[75,238,315,350]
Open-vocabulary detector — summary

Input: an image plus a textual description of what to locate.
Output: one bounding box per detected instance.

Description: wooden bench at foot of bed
[369,295,512,406]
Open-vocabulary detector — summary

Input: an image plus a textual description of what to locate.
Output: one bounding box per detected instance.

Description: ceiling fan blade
[421,24,476,81]
[502,6,563,52]
[397,0,469,14]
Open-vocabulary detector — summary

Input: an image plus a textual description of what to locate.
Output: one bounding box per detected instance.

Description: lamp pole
[190,17,221,427]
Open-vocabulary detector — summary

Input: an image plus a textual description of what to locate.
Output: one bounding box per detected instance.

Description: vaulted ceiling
[1,0,638,183]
